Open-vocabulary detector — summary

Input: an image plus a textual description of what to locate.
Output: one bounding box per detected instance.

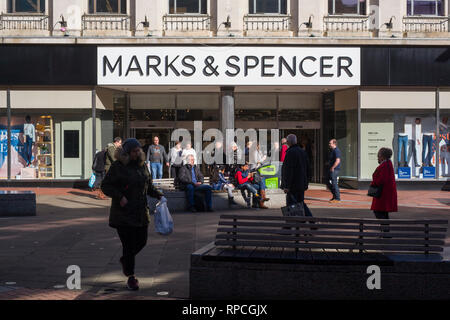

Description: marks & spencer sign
[98,46,360,86]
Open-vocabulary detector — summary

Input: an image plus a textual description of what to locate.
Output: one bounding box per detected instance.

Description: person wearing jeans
[398,134,408,167]
[178,155,213,213]
[146,136,169,179]
[422,134,433,167]
[328,139,341,203]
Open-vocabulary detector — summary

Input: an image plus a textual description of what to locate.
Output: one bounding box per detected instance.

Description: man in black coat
[178,154,213,213]
[281,134,313,216]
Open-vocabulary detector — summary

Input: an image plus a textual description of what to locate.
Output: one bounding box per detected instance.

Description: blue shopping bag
[154,197,174,235]
[88,173,96,188]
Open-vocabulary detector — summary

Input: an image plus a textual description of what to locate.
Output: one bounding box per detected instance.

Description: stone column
[220,86,235,151]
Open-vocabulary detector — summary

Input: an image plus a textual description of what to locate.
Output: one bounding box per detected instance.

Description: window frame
[328,0,367,16]
[89,0,127,15]
[8,0,45,14]
[169,0,208,15]
[407,0,444,16]
[249,0,288,15]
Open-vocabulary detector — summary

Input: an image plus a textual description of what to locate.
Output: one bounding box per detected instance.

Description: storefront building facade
[0,0,449,187]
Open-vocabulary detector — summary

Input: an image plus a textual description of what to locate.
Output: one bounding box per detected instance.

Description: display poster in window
[361,122,394,180]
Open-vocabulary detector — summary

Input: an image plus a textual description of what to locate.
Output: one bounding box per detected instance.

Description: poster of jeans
[0,123,37,179]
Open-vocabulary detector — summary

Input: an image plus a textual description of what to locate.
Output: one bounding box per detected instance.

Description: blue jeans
[330,169,340,201]
[422,134,433,166]
[398,135,408,164]
[150,162,163,179]
[24,136,33,165]
[185,184,212,209]
[286,191,313,217]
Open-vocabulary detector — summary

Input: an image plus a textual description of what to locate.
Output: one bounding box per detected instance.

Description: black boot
[228,197,238,206]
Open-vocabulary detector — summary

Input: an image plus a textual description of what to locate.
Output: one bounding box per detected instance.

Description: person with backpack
[105,137,122,173]
[92,148,107,200]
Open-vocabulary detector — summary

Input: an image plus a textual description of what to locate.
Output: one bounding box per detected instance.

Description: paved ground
[0,187,449,300]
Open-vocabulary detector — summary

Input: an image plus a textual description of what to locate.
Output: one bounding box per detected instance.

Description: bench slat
[218,221,447,233]
[215,240,444,253]
[219,215,448,225]
[217,227,447,239]
[216,233,444,246]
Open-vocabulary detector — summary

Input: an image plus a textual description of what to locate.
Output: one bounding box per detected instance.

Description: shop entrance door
[131,128,172,178]
[281,129,320,183]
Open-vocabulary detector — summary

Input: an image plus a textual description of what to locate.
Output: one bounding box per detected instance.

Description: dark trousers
[24,136,33,165]
[286,191,313,217]
[185,184,213,209]
[170,165,181,187]
[116,226,148,277]
[374,211,390,233]
[329,169,340,200]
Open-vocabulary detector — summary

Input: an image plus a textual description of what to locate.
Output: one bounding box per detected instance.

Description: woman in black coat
[101,138,162,291]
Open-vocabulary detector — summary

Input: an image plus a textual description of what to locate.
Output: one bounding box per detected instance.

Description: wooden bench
[0,190,36,217]
[190,214,450,299]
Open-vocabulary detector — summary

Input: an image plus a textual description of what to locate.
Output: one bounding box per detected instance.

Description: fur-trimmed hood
[114,147,146,167]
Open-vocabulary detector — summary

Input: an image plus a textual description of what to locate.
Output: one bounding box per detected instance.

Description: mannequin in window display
[23,115,35,168]
[409,118,421,168]
[398,131,409,168]
[421,117,435,167]
[439,116,450,176]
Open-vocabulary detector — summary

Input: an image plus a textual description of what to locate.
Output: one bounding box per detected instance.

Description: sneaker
[330,199,341,203]
[206,207,214,212]
[189,207,197,213]
[127,276,139,291]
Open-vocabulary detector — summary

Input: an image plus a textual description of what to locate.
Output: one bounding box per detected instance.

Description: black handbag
[281,193,305,217]
[368,185,383,198]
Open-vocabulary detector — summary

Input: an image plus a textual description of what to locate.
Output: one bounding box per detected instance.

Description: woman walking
[101,138,163,291]
[370,147,398,221]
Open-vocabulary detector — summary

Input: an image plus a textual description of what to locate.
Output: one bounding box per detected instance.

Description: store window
[8,0,45,13]
[439,111,450,178]
[249,0,287,14]
[0,109,7,179]
[278,94,320,122]
[235,93,277,122]
[176,94,219,121]
[169,0,207,14]
[129,94,176,123]
[361,108,437,180]
[113,95,126,140]
[407,0,444,16]
[328,0,366,15]
[89,0,127,14]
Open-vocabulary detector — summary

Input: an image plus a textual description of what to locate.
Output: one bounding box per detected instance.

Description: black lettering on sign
[338,56,353,77]
[320,56,334,77]
[103,55,122,76]
[181,55,196,76]
[225,56,240,77]
[261,56,275,77]
[126,55,143,76]
[279,56,296,77]
[165,55,180,76]
[146,55,162,76]
[299,56,317,77]
[244,56,259,76]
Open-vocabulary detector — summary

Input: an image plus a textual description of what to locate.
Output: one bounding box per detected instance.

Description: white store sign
[98,46,360,86]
